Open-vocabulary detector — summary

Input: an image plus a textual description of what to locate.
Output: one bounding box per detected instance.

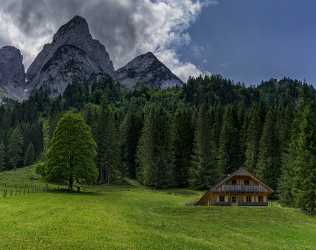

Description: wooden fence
[0,183,49,198]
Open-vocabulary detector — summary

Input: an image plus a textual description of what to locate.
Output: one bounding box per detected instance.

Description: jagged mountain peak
[116,51,183,89]
[26,15,115,95]
[53,15,91,43]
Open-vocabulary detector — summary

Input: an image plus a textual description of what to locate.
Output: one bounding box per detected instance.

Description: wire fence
[0,183,49,198]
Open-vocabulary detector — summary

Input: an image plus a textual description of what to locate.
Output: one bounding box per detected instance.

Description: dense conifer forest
[0,74,315,214]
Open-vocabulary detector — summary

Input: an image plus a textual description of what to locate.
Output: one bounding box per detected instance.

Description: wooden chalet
[197,168,273,206]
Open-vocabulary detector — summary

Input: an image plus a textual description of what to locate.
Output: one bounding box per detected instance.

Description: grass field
[0,167,316,250]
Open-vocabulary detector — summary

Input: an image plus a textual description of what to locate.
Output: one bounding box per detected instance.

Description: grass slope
[0,167,316,250]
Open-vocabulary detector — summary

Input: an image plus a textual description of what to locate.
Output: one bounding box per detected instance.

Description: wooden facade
[197,168,273,206]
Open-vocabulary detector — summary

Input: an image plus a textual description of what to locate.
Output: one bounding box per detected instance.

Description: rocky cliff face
[26,15,114,95]
[0,46,26,100]
[116,52,183,89]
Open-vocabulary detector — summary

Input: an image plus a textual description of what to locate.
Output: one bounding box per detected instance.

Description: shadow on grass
[47,189,103,196]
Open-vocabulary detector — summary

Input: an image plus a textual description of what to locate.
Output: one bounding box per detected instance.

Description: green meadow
[0,167,315,250]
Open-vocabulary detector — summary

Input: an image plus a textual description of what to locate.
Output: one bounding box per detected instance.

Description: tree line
[0,74,315,214]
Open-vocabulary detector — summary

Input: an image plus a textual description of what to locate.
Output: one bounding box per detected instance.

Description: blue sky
[179,0,316,85]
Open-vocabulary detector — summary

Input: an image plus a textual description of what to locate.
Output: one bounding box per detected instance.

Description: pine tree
[47,112,97,190]
[24,143,36,166]
[279,105,302,206]
[137,103,174,188]
[218,106,241,175]
[96,103,121,184]
[173,103,194,187]
[190,104,218,189]
[280,103,316,214]
[8,126,24,170]
[120,105,143,179]
[244,105,264,172]
[0,142,5,171]
[257,109,281,190]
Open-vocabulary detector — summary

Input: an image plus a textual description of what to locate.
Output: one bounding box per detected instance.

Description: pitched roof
[209,167,273,193]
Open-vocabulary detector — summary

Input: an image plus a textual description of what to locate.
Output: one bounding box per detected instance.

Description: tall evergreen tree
[280,103,316,214]
[173,103,194,187]
[24,143,36,166]
[8,126,24,170]
[96,103,121,184]
[47,112,97,190]
[190,104,218,189]
[120,105,143,179]
[137,103,174,188]
[218,106,241,175]
[0,142,5,171]
[244,105,264,172]
[257,109,281,190]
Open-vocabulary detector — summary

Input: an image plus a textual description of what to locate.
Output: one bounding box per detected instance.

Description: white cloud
[0,0,211,82]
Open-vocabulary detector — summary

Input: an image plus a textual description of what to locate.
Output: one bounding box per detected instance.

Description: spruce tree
[47,112,97,190]
[120,105,143,179]
[137,103,174,188]
[280,103,316,214]
[0,142,5,171]
[257,109,281,190]
[190,104,218,189]
[218,106,241,175]
[24,143,36,166]
[279,105,302,206]
[8,126,24,170]
[173,103,194,187]
[244,105,264,172]
[96,103,121,184]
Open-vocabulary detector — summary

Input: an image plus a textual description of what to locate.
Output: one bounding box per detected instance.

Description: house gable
[196,168,273,206]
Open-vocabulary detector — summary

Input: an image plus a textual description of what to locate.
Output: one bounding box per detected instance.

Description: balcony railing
[216,185,266,193]
[213,201,269,206]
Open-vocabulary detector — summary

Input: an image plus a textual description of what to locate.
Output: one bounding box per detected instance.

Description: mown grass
[0,167,315,250]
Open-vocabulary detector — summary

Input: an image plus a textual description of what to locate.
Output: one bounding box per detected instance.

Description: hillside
[0,167,316,250]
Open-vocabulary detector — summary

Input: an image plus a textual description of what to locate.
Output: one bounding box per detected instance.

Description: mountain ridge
[0,15,184,101]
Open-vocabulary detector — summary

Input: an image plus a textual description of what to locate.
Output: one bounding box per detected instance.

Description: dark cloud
[0,0,210,80]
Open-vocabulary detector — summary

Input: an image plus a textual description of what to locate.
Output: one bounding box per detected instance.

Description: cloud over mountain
[0,0,210,81]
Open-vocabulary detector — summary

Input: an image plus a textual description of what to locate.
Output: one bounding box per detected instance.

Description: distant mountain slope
[116,52,183,89]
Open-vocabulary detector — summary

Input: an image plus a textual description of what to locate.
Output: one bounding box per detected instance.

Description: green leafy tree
[47,112,97,190]
[24,143,36,166]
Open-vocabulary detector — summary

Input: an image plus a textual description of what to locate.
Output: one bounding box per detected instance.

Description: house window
[246,196,251,202]
[219,196,225,202]
[258,196,263,203]
[231,196,237,203]
[232,180,237,185]
[244,180,250,185]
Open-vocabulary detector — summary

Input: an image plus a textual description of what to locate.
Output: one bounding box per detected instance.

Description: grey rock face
[0,46,26,100]
[116,52,183,89]
[26,15,114,95]
[31,45,104,96]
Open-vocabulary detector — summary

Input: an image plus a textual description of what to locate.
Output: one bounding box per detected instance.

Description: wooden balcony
[216,185,266,193]
[212,201,269,206]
